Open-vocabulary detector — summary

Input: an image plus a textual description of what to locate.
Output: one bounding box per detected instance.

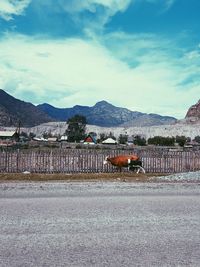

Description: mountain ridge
[0,89,178,127]
[38,100,177,127]
[0,89,54,127]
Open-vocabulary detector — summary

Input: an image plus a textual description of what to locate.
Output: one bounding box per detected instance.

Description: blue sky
[0,0,200,119]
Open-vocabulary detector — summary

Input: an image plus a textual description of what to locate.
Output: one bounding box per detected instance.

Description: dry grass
[0,172,166,182]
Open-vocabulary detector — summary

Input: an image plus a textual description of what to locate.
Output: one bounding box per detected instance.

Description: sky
[0,0,200,119]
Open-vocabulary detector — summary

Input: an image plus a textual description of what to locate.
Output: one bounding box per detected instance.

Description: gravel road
[0,181,200,267]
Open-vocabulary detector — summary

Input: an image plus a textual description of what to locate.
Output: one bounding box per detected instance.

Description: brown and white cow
[103,154,145,173]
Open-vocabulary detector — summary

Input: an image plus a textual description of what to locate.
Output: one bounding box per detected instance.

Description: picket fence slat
[0,148,200,174]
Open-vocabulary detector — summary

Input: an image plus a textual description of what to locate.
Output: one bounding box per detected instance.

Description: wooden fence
[0,148,200,174]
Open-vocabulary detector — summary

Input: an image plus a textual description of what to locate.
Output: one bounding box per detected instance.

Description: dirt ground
[0,172,167,182]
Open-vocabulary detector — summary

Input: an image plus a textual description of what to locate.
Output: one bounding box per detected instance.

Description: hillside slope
[0,89,54,127]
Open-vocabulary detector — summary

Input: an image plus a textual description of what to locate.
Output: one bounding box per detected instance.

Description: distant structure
[102,137,117,145]
[0,130,19,146]
[60,135,68,142]
[84,134,96,145]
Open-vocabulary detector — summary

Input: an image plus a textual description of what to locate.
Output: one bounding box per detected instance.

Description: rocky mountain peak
[93,100,114,108]
[185,99,200,120]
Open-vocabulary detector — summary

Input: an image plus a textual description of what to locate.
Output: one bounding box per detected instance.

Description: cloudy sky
[0,0,200,119]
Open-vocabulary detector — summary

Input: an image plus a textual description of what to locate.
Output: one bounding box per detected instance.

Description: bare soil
[0,172,167,182]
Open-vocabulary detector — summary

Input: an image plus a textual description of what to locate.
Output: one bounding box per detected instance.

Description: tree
[97,133,106,143]
[19,131,29,142]
[118,134,128,144]
[108,132,116,140]
[20,131,28,138]
[134,135,147,146]
[194,136,200,143]
[175,135,187,147]
[29,132,36,140]
[66,115,87,142]
[148,136,175,146]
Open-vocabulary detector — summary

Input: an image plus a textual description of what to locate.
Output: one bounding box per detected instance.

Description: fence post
[16,149,19,173]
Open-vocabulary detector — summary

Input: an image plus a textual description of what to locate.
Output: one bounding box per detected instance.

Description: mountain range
[0,88,179,127]
[38,101,177,127]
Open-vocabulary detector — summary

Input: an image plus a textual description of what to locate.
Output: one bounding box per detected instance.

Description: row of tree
[112,134,199,147]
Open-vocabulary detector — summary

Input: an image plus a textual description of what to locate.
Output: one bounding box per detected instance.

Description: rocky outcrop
[184,99,200,124]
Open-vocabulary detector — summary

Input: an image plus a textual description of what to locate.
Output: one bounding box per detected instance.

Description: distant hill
[0,89,54,127]
[38,100,177,127]
[120,113,177,127]
[37,103,91,122]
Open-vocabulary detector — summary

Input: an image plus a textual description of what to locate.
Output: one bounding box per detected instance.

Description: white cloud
[33,0,132,31]
[62,0,175,14]
[0,33,199,119]
[143,0,176,11]
[145,0,175,5]
[0,0,31,20]
[0,0,176,23]
[79,0,132,29]
[59,0,132,14]
[165,0,176,9]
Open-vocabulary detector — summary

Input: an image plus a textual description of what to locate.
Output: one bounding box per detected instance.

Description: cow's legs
[137,166,146,173]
